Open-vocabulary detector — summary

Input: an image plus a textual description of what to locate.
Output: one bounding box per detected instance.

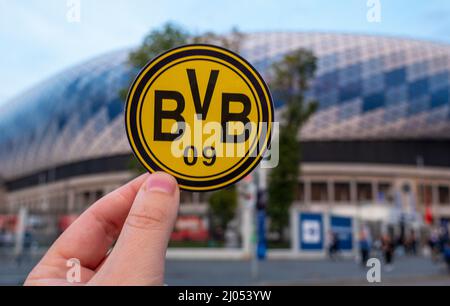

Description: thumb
[89,172,179,285]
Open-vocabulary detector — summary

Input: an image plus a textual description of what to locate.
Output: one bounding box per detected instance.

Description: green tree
[208,186,238,240]
[120,22,189,174]
[129,22,189,68]
[267,49,318,241]
[119,22,189,102]
[192,26,244,53]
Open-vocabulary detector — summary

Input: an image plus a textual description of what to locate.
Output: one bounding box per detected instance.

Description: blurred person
[25,172,180,286]
[443,242,450,273]
[0,228,5,248]
[358,228,371,266]
[3,230,14,248]
[407,229,417,256]
[326,230,333,259]
[16,229,34,266]
[395,234,405,257]
[372,237,383,258]
[327,230,338,260]
[334,232,340,256]
[381,233,394,272]
[439,226,449,254]
[428,228,441,262]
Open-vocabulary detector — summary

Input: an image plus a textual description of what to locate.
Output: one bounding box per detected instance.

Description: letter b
[221,93,251,143]
[154,90,185,141]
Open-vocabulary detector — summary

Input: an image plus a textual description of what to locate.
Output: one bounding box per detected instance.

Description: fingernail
[145,172,177,195]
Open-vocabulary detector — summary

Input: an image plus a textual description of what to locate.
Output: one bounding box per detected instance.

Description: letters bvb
[154,69,251,144]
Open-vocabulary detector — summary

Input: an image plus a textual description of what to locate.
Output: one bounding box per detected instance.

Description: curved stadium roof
[1,32,450,180]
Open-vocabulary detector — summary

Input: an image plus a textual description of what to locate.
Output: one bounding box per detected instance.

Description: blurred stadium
[1,32,450,250]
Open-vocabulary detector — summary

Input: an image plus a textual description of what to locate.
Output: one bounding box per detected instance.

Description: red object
[0,215,17,230]
[425,205,433,225]
[170,216,208,242]
[58,215,79,232]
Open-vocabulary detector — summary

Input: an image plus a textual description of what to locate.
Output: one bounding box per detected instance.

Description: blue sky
[0,0,449,105]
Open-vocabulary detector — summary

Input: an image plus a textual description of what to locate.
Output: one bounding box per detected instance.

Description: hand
[25,172,180,286]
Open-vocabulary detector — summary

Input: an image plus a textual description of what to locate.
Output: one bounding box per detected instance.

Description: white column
[328,180,335,203]
[304,179,311,206]
[239,180,256,258]
[67,189,75,213]
[241,204,254,258]
[290,206,299,253]
[372,181,378,202]
[432,185,439,205]
[350,181,357,204]
[14,207,28,256]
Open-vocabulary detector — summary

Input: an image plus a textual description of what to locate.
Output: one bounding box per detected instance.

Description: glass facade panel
[334,183,350,202]
[377,182,392,202]
[418,184,433,205]
[385,68,406,88]
[438,186,450,204]
[357,183,373,202]
[363,93,384,112]
[311,182,328,202]
[295,182,305,202]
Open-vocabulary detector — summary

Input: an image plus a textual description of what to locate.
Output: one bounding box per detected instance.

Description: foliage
[192,26,244,53]
[119,22,189,102]
[267,49,318,239]
[129,22,189,68]
[208,186,238,233]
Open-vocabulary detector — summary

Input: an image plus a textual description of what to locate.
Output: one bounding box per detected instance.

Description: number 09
[183,146,216,166]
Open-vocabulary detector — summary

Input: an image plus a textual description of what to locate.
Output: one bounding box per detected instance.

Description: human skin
[25,172,180,286]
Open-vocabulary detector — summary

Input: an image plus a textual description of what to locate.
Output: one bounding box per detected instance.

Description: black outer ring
[125,44,274,192]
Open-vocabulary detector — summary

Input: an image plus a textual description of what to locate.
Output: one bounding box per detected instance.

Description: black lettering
[203,146,216,166]
[183,146,198,166]
[154,90,185,141]
[187,69,219,120]
[221,93,251,143]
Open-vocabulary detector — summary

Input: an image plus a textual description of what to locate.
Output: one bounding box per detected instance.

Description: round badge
[125,44,273,192]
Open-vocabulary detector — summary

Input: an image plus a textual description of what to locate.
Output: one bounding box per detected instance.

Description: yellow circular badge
[125,44,273,191]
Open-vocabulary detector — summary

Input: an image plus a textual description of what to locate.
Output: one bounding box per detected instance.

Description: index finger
[40,173,149,270]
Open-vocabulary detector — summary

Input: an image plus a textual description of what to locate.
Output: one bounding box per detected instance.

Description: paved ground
[1,253,450,286]
[165,257,450,286]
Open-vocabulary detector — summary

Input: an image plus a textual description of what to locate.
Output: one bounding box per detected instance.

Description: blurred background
[1,0,450,285]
